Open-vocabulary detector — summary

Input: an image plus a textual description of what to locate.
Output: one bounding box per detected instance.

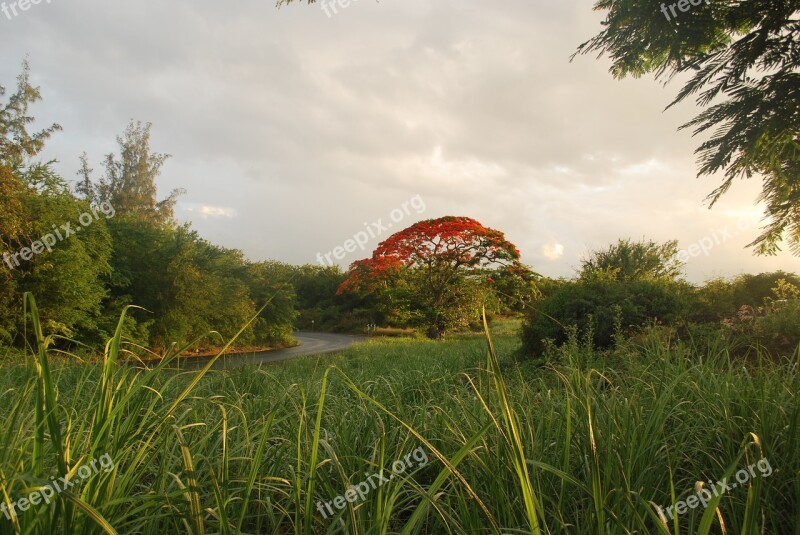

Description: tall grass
[0,298,797,533]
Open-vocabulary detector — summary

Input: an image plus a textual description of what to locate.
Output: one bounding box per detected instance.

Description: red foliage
[337,216,524,295]
[336,256,404,295]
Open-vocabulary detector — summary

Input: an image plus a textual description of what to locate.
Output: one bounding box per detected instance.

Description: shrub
[372,327,419,338]
[521,278,692,357]
[692,271,800,323]
[719,279,800,359]
[753,300,800,357]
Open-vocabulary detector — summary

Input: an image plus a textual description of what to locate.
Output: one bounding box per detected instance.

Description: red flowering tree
[337,216,531,338]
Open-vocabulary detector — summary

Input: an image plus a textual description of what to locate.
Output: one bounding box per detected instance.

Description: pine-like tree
[89,121,183,224]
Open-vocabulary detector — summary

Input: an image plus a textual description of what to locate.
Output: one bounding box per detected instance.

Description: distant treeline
[0,63,348,354]
[2,63,797,359]
[0,63,458,355]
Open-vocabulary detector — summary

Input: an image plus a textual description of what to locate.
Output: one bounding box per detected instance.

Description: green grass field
[0,302,797,534]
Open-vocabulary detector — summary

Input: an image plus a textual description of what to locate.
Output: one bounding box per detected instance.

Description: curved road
[179,332,364,370]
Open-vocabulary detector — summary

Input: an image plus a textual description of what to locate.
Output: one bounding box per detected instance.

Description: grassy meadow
[0,300,797,534]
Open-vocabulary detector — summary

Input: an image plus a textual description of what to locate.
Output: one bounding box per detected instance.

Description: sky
[1,0,797,282]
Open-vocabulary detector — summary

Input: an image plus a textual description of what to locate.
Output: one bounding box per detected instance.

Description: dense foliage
[522,277,692,354]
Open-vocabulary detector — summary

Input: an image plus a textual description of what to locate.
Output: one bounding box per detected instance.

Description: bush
[754,300,800,357]
[521,278,693,357]
[372,327,419,338]
[720,299,800,360]
[691,271,800,323]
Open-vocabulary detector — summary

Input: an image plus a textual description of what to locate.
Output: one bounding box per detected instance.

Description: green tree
[0,61,82,343]
[580,238,683,282]
[105,219,258,351]
[14,165,112,342]
[287,264,380,332]
[83,121,183,224]
[0,62,62,339]
[577,0,800,255]
[246,261,298,345]
[162,236,257,349]
[0,61,61,172]
[0,63,300,355]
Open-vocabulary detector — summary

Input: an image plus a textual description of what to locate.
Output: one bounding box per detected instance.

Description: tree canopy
[580,238,683,282]
[577,0,800,255]
[338,216,533,337]
[79,120,184,225]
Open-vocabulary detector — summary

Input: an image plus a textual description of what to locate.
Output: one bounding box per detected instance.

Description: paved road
[178,332,364,370]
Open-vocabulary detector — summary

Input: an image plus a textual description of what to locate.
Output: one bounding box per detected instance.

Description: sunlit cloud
[181,203,237,219]
[542,242,565,260]
[619,158,667,176]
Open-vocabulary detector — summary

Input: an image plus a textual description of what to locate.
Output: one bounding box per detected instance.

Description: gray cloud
[1,0,796,281]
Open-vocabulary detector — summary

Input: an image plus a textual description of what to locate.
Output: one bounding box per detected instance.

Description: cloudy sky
[1,0,796,282]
